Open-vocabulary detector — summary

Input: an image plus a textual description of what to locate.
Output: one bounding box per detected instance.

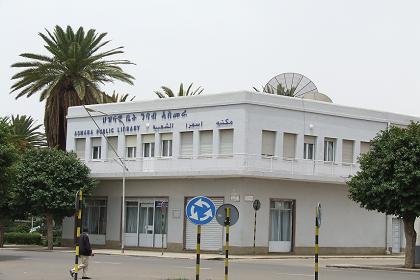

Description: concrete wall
[63,178,388,254]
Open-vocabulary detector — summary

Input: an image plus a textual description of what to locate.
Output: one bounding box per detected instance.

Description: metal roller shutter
[185,197,224,251]
[180,132,193,157]
[199,130,213,156]
[75,138,86,159]
[342,140,354,163]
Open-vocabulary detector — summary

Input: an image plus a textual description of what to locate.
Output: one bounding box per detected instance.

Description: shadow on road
[0,255,26,262]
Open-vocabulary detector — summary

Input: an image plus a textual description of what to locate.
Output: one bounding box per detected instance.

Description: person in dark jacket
[70,228,94,279]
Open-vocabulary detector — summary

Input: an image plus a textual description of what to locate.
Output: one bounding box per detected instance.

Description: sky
[1,0,419,127]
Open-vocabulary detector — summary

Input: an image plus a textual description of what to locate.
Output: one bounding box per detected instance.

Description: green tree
[0,118,19,247]
[348,122,420,268]
[10,25,135,150]
[253,84,298,96]
[154,83,203,98]
[13,148,96,250]
[102,91,135,103]
[8,115,46,149]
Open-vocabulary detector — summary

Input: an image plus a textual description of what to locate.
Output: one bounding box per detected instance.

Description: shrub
[4,232,41,245]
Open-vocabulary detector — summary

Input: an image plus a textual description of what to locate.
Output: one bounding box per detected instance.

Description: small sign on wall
[244,195,254,202]
[172,209,181,219]
[230,194,240,202]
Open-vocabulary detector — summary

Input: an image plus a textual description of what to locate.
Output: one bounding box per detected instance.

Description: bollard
[196,225,201,280]
[315,206,320,280]
[73,190,83,280]
[253,210,257,254]
[224,207,230,280]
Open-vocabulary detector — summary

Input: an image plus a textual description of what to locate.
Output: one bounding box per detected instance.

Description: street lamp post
[83,106,128,254]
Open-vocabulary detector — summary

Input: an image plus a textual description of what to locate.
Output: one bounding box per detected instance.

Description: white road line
[276,272,312,277]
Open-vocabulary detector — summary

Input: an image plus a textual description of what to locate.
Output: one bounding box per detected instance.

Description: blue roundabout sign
[186,196,216,225]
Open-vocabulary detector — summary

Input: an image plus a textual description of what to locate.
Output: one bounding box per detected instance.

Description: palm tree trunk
[403,216,417,268]
[46,213,54,250]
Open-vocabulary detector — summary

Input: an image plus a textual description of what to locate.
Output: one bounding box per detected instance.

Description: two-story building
[62,91,419,254]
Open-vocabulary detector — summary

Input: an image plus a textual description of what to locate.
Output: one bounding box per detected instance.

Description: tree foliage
[0,118,19,247]
[12,148,96,249]
[154,83,203,98]
[10,25,135,150]
[347,121,420,268]
[8,115,46,149]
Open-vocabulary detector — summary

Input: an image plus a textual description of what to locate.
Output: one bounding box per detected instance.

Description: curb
[326,264,420,273]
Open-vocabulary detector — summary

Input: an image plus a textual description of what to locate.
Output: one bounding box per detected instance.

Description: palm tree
[253,84,298,97]
[9,115,46,149]
[154,83,203,98]
[10,25,135,150]
[102,90,135,103]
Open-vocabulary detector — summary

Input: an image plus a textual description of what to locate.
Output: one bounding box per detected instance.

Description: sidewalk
[326,264,420,273]
[1,244,405,261]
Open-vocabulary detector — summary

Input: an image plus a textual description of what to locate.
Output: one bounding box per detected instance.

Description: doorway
[269,200,294,252]
[124,199,168,248]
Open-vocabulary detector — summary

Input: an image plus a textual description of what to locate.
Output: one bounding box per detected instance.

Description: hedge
[4,232,42,245]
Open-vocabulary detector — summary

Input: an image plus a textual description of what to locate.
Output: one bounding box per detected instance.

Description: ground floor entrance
[268,199,294,252]
[124,198,168,248]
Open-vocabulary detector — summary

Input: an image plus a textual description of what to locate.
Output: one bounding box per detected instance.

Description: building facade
[62,91,420,254]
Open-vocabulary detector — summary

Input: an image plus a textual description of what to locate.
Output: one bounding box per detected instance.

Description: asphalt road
[0,249,419,280]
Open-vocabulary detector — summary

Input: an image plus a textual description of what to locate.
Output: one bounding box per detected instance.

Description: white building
[62,91,420,254]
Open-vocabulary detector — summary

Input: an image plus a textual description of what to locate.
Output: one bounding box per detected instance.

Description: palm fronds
[154,83,204,98]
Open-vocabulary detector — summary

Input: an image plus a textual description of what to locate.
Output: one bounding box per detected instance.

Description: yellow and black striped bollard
[73,190,83,280]
[196,225,201,280]
[315,208,319,280]
[224,207,230,280]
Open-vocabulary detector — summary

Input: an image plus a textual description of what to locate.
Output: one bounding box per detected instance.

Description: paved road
[0,249,418,280]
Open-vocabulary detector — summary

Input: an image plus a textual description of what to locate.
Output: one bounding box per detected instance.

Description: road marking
[93,261,121,265]
[276,272,312,277]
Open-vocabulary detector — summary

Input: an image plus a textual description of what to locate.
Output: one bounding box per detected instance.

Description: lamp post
[83,106,128,254]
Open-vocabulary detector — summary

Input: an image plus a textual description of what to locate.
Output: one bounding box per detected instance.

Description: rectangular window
[125,201,138,233]
[261,130,276,157]
[82,199,107,235]
[75,138,86,160]
[303,135,316,160]
[283,133,296,159]
[199,130,213,156]
[269,200,293,242]
[126,135,137,159]
[342,139,354,164]
[180,131,193,157]
[360,141,371,155]
[107,136,118,160]
[161,133,173,157]
[219,129,234,156]
[91,137,102,160]
[324,138,336,162]
[142,134,155,158]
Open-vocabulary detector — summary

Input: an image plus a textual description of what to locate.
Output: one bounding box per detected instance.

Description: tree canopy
[13,148,96,249]
[347,121,420,268]
[10,25,135,150]
[154,83,203,98]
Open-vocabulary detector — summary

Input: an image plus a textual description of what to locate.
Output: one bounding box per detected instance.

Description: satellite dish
[263,72,318,98]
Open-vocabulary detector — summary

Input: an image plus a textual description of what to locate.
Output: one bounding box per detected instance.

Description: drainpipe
[385,122,391,254]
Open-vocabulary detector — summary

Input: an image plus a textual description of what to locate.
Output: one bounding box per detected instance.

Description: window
[126,135,137,159]
[75,138,86,160]
[219,129,233,155]
[180,132,193,157]
[324,138,336,162]
[107,136,118,160]
[160,133,173,157]
[142,134,155,158]
[125,201,138,233]
[261,130,276,157]
[270,200,293,242]
[91,137,102,160]
[82,199,107,235]
[304,135,316,160]
[342,139,354,164]
[360,141,371,155]
[283,133,296,159]
[199,130,213,156]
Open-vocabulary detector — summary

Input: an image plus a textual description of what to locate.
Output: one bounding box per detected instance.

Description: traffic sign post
[160,201,168,256]
[186,196,216,280]
[252,200,261,255]
[315,203,321,280]
[224,207,230,280]
[73,190,83,280]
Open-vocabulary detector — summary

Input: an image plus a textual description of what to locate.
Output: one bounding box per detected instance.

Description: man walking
[70,228,94,279]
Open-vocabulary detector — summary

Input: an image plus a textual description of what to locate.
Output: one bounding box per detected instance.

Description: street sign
[216,204,239,226]
[316,203,322,227]
[186,196,216,225]
[253,199,261,211]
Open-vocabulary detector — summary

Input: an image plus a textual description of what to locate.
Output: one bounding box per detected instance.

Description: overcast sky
[1,0,419,127]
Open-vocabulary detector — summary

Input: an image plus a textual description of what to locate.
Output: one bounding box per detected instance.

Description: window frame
[324,139,336,162]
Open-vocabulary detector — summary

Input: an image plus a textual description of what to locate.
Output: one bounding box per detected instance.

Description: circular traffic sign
[253,199,261,211]
[186,196,216,225]
[216,204,239,226]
